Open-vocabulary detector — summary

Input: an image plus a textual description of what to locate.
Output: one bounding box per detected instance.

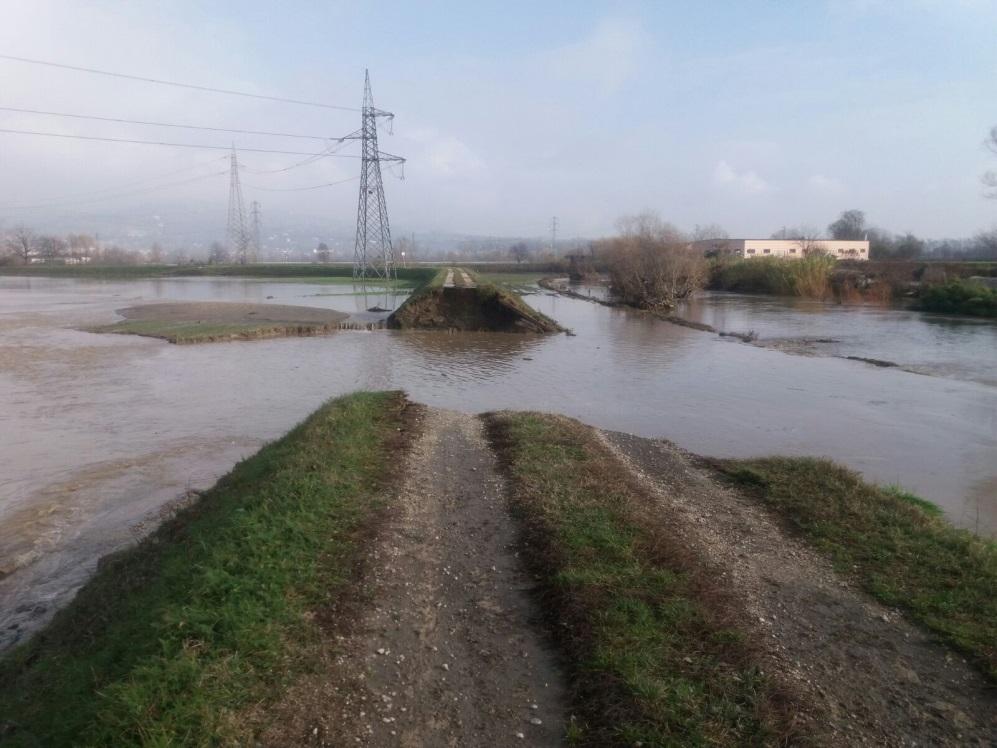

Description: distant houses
[692,238,870,261]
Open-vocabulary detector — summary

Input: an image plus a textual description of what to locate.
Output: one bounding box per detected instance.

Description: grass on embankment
[476,271,547,291]
[717,457,997,680]
[484,412,803,747]
[0,391,416,747]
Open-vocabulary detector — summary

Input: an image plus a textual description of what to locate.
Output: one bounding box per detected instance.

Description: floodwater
[1,276,995,649]
[677,291,997,387]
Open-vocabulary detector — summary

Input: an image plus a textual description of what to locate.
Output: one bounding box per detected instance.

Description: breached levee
[387,267,563,333]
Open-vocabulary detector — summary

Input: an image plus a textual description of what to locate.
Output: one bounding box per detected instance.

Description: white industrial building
[692,238,869,261]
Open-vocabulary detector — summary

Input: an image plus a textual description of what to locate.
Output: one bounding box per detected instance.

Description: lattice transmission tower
[352,69,405,285]
[227,147,251,263]
[249,200,262,263]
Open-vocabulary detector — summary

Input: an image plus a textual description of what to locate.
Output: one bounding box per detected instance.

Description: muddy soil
[112,301,349,326]
[258,408,568,747]
[603,430,997,746]
[389,269,561,332]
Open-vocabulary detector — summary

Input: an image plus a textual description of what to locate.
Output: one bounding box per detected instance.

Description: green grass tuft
[718,457,997,680]
[485,412,802,747]
[0,391,413,746]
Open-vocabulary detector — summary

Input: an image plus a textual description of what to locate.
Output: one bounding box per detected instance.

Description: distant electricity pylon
[352,69,405,286]
[226,147,251,263]
[550,216,559,253]
[249,200,262,263]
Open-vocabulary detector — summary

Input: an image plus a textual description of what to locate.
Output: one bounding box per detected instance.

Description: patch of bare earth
[258,408,567,747]
[603,430,997,746]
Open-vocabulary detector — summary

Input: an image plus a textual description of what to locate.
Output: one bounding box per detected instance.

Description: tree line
[0,226,150,265]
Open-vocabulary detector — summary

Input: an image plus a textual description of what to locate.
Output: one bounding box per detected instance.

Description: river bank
[3,394,994,745]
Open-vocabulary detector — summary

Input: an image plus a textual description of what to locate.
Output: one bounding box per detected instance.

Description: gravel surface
[603,430,997,747]
[260,408,567,747]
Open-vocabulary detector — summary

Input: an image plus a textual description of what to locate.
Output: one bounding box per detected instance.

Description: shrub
[711,255,835,298]
[599,213,707,309]
[916,280,997,318]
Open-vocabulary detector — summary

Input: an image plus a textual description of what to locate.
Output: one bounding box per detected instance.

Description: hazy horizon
[2,0,997,246]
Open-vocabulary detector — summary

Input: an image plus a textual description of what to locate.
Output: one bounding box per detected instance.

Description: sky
[1,0,996,246]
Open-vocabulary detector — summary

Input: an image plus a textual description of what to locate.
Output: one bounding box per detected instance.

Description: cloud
[713,160,770,194]
[425,137,485,176]
[405,128,485,177]
[546,18,646,93]
[807,174,845,195]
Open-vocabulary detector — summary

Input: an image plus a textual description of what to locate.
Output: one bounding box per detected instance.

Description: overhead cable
[0,54,361,111]
[246,175,360,192]
[0,105,339,141]
[0,127,361,157]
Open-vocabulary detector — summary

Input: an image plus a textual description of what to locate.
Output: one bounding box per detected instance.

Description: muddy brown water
[1,275,995,650]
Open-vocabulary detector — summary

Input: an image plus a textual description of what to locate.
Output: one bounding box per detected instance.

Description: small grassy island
[92,301,351,343]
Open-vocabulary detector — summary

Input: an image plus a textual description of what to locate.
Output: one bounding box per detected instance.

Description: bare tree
[36,235,67,261]
[600,212,706,310]
[973,228,997,259]
[208,241,230,264]
[67,233,95,262]
[795,228,827,257]
[983,125,997,198]
[509,241,530,264]
[828,210,866,240]
[148,243,164,263]
[7,226,35,264]
[691,223,728,242]
[691,223,731,256]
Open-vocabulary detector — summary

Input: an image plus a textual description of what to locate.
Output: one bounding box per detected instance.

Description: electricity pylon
[226,147,251,263]
[249,200,262,263]
[352,69,405,287]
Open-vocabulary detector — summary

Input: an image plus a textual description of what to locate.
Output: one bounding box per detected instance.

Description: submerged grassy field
[718,457,997,680]
[0,391,416,747]
[484,411,800,747]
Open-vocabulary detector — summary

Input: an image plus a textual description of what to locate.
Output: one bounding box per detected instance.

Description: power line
[0,127,362,157]
[246,175,360,192]
[0,156,227,208]
[241,133,361,174]
[0,54,361,112]
[0,169,228,211]
[0,105,340,141]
